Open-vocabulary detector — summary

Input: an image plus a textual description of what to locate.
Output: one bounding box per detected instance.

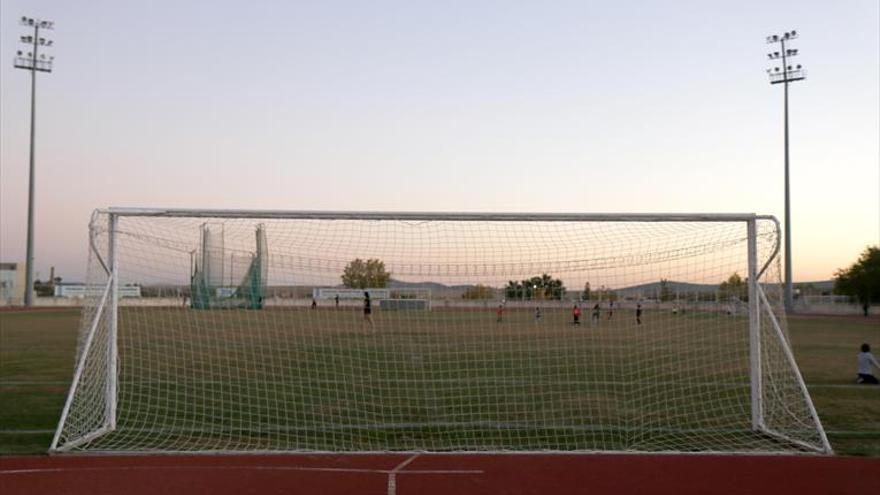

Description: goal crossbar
[102,207,769,223]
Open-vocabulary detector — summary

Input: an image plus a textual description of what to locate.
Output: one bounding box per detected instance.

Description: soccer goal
[51,209,831,454]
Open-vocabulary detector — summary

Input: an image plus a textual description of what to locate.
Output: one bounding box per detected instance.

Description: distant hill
[615,279,836,297]
[260,279,838,299]
[387,280,478,298]
[393,280,718,298]
[388,279,469,291]
[614,281,718,296]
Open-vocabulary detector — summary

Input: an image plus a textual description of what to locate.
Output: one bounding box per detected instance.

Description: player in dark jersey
[363,291,374,328]
[636,303,643,325]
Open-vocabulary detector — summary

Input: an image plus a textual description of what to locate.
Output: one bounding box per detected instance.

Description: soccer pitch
[1,309,878,455]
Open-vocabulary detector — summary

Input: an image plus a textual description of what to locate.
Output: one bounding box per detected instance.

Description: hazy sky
[1,0,878,283]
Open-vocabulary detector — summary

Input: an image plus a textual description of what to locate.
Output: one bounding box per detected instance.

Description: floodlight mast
[766,30,804,313]
[13,17,54,306]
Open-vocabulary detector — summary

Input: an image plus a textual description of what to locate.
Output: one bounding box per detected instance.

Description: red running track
[1,453,878,495]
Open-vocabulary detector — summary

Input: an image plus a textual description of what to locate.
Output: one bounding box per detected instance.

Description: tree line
[339,247,880,314]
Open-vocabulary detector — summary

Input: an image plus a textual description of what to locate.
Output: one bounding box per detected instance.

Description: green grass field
[0,308,878,455]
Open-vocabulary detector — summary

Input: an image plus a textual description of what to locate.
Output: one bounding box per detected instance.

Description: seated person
[857,343,880,384]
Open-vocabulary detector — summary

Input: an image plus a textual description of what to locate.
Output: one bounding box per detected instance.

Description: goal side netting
[51,210,831,454]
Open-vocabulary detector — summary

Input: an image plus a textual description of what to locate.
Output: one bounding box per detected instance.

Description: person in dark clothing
[363,291,374,328]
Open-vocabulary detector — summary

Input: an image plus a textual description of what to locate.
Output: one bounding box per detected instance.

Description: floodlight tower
[13,16,55,306]
[766,31,805,313]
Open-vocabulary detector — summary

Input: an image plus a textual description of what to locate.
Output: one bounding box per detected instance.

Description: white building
[54,284,142,298]
[0,262,27,306]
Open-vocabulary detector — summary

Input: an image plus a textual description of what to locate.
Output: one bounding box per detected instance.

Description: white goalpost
[50,208,831,454]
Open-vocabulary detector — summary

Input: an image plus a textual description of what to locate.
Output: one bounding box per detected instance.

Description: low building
[0,262,27,306]
[54,284,142,298]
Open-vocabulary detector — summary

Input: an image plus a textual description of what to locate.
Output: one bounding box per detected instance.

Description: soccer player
[572,304,581,325]
[363,291,374,328]
[636,303,642,325]
[496,303,504,323]
[534,306,542,323]
[607,300,614,320]
[591,303,601,324]
[857,343,879,385]
[335,294,340,308]
[311,298,317,310]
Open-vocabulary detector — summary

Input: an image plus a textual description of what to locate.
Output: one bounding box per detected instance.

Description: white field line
[387,454,421,495]
[0,421,875,435]
[3,379,871,390]
[1,379,754,387]
[0,423,835,435]
[3,423,763,435]
[2,427,876,437]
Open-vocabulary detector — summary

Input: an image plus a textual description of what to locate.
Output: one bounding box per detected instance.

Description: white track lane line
[387,454,420,495]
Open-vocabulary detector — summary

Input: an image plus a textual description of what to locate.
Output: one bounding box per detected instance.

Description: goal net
[51,209,831,454]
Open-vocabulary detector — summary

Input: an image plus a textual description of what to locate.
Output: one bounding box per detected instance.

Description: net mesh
[52,212,828,453]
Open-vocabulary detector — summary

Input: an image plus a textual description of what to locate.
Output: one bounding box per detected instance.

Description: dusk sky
[1,0,878,283]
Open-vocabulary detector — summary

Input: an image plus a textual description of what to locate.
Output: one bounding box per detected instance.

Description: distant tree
[536,273,566,300]
[659,279,673,302]
[504,274,566,300]
[583,282,591,301]
[505,280,524,300]
[341,258,391,289]
[834,246,880,314]
[462,284,494,300]
[719,273,747,301]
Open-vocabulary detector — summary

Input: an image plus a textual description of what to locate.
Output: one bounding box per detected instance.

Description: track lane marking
[387,454,420,495]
